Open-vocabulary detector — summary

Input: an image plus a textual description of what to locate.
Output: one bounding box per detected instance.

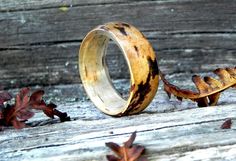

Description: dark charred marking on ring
[102,55,106,68]
[123,57,159,115]
[121,23,130,28]
[134,45,139,56]
[84,66,88,77]
[147,56,159,79]
[124,73,152,115]
[101,38,108,68]
[114,26,128,36]
[97,94,104,103]
[105,108,110,112]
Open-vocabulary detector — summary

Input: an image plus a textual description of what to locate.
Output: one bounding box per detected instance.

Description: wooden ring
[79,22,159,116]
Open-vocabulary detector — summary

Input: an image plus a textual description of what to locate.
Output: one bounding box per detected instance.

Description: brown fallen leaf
[0,91,13,130]
[0,87,70,129]
[221,119,232,129]
[29,89,70,122]
[160,67,236,107]
[0,91,12,106]
[105,131,147,161]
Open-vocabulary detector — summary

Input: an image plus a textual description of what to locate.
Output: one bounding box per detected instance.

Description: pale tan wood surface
[1,0,236,88]
[0,76,235,161]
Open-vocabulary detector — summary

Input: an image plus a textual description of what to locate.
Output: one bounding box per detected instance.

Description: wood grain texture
[0,78,236,161]
[1,0,236,88]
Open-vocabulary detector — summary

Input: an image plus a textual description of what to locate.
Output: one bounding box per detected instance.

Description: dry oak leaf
[0,91,12,106]
[4,88,34,129]
[0,91,13,128]
[221,118,232,129]
[29,89,70,122]
[105,131,147,161]
[160,67,236,107]
[1,87,70,129]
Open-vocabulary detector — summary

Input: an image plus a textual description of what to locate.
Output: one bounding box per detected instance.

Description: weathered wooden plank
[1,0,236,46]
[0,0,128,12]
[1,42,236,89]
[0,96,235,160]
[1,0,236,88]
[1,77,236,160]
[2,122,236,161]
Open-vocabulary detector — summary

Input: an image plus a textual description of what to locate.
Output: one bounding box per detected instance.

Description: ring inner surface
[82,32,128,114]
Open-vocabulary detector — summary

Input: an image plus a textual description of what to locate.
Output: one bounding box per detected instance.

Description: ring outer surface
[79,22,159,116]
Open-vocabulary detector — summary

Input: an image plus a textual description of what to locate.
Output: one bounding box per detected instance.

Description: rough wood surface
[1,1,236,160]
[1,0,236,88]
[0,75,236,161]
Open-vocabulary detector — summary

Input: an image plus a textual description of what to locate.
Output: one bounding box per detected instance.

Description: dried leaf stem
[160,67,236,107]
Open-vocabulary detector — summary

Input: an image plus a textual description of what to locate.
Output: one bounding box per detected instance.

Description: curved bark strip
[160,67,236,107]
